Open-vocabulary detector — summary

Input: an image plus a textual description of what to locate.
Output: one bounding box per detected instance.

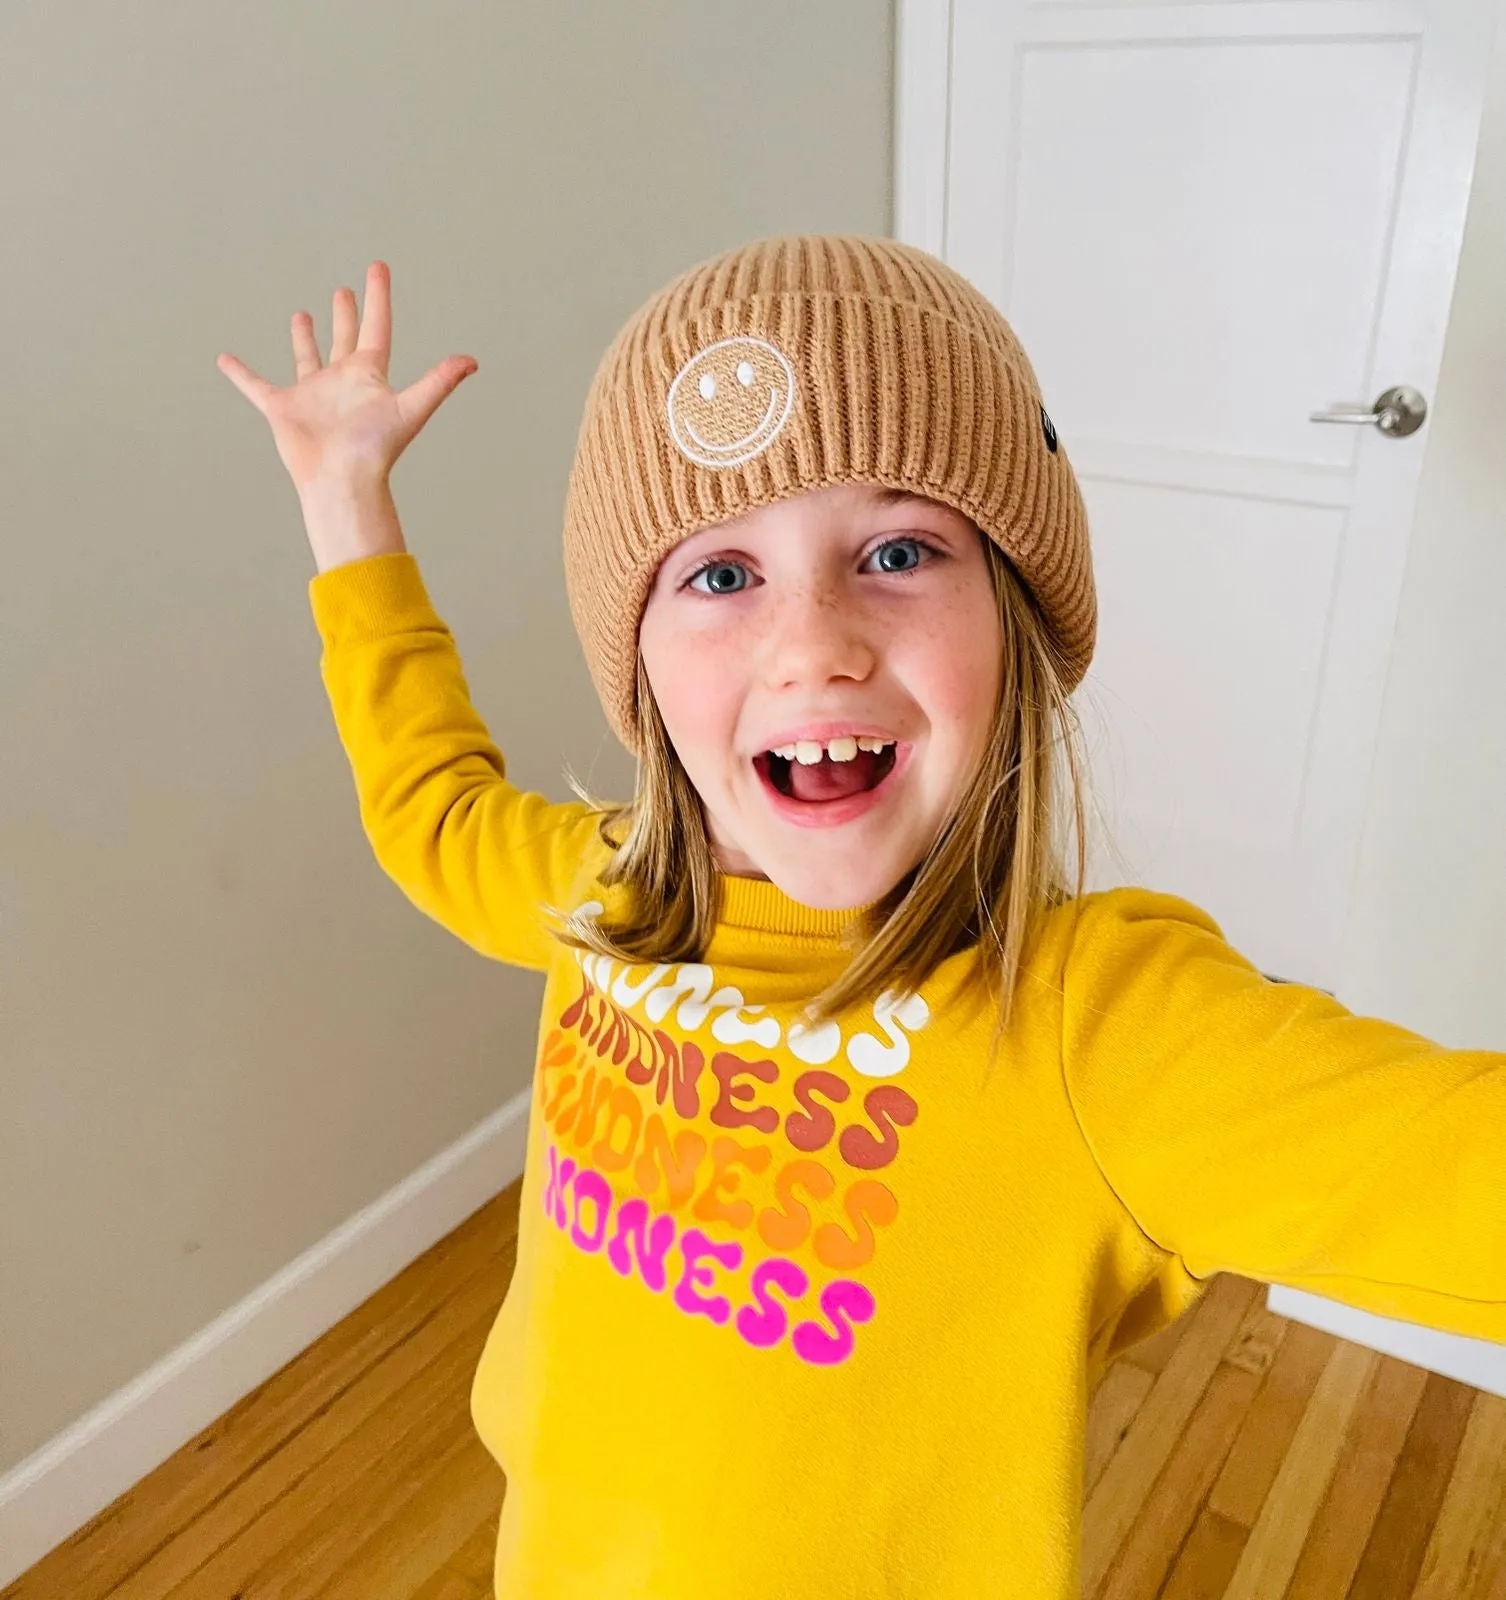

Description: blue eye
[688,560,750,595]
[866,537,928,574]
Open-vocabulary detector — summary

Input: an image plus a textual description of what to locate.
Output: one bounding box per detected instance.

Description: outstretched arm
[1061,890,1505,1345]
[221,260,607,971]
[310,544,605,971]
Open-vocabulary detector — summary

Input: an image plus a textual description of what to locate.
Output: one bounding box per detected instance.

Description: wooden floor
[9,1181,1506,1600]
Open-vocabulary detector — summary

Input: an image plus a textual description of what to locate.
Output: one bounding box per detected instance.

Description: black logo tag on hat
[1040,404,1058,454]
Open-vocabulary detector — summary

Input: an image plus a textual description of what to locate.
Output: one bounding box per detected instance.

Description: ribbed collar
[713,872,879,940]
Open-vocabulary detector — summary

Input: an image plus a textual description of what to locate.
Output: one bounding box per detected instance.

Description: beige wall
[0,0,892,1472]
[1340,0,1506,1047]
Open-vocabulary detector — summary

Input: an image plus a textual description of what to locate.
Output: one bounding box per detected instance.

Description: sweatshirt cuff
[308,551,446,648]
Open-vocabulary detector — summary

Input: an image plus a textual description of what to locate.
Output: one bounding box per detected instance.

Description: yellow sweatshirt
[310,551,1505,1600]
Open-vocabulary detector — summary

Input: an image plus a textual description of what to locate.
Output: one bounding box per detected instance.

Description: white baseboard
[1267,1283,1506,1399]
[0,1089,532,1589]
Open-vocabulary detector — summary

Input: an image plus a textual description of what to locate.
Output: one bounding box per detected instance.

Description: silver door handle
[1309,384,1427,437]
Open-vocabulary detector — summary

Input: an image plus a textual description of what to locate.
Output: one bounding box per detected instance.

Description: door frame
[894,0,953,256]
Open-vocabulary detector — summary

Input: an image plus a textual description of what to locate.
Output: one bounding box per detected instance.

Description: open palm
[217,260,477,493]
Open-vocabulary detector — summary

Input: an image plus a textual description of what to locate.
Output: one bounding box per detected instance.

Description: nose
[757,580,877,691]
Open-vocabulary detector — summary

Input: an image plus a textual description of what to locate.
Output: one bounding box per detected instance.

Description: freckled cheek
[895,614,1002,759]
[642,632,747,773]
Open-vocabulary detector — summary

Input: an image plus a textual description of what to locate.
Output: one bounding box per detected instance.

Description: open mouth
[752,738,899,805]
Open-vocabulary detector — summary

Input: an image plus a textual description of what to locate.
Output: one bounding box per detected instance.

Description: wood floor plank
[177,1326,488,1600]
[1,1189,518,1600]
[411,1569,486,1600]
[1206,1320,1338,1529]
[1081,1273,1262,1595]
[1085,1361,1157,1499]
[1338,1370,1479,1600]
[251,1407,480,1600]
[1220,1340,1379,1600]
[1476,1500,1506,1600]
[444,1517,502,1587]
[1157,1505,1249,1600]
[1092,1357,1264,1600]
[306,1435,502,1600]
[1410,1392,1506,1600]
[1283,1353,1429,1600]
[105,1272,507,1600]
[1221,1296,1290,1380]
[1118,1306,1196,1379]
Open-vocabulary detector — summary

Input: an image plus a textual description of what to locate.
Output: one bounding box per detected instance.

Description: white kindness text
[567,922,930,1079]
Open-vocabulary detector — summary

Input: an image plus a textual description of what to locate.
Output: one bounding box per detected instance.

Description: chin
[761,841,915,911]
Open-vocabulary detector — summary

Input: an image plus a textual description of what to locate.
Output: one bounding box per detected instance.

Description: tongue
[787,750,882,803]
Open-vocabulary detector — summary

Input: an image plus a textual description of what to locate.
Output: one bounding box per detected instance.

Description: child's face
[638,483,1005,909]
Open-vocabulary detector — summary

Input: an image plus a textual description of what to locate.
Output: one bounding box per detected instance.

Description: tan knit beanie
[562,234,1095,754]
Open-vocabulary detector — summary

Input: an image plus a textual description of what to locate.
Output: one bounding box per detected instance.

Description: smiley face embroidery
[666,336,796,469]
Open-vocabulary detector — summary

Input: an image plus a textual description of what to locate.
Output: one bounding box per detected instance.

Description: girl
[219,236,1504,1599]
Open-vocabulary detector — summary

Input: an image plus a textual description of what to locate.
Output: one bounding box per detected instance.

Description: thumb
[396,356,478,436]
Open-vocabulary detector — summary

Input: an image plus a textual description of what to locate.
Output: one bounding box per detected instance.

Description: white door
[896,0,1496,993]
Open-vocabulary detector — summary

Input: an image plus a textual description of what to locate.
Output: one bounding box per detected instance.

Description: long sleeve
[1060,889,1506,1344]
[308,551,610,973]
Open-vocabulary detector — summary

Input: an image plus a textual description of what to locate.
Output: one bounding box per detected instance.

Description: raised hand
[217,260,477,497]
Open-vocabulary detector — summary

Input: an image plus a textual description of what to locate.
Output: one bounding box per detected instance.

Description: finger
[356,261,391,372]
[217,352,276,414]
[329,286,358,364]
[395,356,477,435]
[291,311,322,381]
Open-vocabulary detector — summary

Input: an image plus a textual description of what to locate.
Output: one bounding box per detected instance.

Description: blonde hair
[547,533,1089,1063]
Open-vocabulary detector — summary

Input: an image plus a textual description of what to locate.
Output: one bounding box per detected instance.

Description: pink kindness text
[543,1141,876,1366]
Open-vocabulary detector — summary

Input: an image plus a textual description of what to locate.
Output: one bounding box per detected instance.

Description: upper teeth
[770,736,894,764]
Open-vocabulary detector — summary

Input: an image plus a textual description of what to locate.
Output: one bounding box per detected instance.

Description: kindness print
[534,958,929,1366]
